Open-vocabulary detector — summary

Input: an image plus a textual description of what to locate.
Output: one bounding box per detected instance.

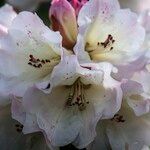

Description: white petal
[50,55,104,88]
[0,4,16,28]
[11,95,40,134]
[106,103,150,150]
[0,11,62,96]
[78,0,120,26]
[22,86,82,147]
[126,71,150,116]
[0,105,50,150]
[77,0,145,64]
[138,10,150,33]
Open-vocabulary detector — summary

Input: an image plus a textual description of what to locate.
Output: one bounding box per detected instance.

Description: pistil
[66,79,89,111]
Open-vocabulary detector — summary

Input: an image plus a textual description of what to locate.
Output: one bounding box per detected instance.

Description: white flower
[0,11,63,97]
[87,101,150,150]
[11,54,122,149]
[75,0,145,66]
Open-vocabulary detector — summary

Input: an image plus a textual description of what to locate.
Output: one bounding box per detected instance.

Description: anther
[29,54,33,58]
[110,47,113,51]
[28,62,32,65]
[37,64,42,68]
[41,60,45,64]
[45,59,50,63]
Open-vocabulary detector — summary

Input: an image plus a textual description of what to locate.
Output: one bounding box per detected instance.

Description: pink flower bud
[49,0,78,49]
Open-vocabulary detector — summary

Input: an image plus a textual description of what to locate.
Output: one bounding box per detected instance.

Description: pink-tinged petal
[70,0,88,16]
[0,24,8,36]
[121,79,150,116]
[78,0,120,26]
[49,0,77,49]
[138,10,150,33]
[0,4,16,28]
[125,71,150,116]
[113,53,148,80]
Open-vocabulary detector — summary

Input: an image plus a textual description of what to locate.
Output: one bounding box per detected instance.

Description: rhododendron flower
[11,55,122,149]
[86,71,150,150]
[49,0,146,80]
[87,101,150,150]
[0,0,149,149]
[75,0,145,65]
[0,11,63,97]
[138,9,150,50]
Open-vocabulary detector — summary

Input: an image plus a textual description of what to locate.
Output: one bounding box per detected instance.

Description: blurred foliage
[36,2,50,26]
[0,0,5,6]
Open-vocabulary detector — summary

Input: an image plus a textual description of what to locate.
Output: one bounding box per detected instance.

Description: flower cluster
[0,0,150,149]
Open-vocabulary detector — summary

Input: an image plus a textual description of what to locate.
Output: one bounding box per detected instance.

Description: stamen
[100,34,115,48]
[66,79,89,111]
[111,114,125,123]
[28,54,51,69]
